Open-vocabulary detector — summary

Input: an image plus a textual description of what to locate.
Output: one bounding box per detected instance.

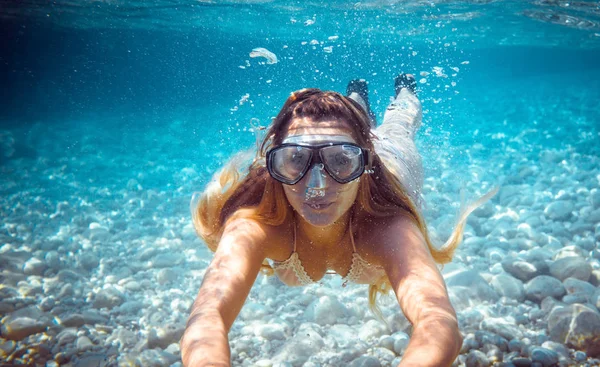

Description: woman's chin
[298,209,339,227]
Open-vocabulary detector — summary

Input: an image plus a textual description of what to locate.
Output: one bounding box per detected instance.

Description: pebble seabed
[1,92,600,367]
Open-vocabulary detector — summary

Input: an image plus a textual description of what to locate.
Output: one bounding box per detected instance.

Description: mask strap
[365,149,374,174]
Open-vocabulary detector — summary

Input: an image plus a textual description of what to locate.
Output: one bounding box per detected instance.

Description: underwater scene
[1,0,600,366]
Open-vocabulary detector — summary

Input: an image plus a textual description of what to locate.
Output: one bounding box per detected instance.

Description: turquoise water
[1,1,600,366]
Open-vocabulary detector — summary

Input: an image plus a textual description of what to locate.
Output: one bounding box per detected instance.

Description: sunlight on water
[1,0,600,366]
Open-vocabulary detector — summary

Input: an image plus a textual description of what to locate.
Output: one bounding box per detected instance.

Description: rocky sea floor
[1,86,600,367]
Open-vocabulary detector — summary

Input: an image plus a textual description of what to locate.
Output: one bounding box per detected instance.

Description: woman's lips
[305,201,333,210]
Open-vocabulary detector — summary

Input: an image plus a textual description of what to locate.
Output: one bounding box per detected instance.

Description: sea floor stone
[490,274,525,302]
[549,257,592,282]
[349,355,381,367]
[548,304,600,357]
[304,295,347,326]
[525,276,566,303]
[272,323,324,367]
[0,306,51,341]
[148,325,186,349]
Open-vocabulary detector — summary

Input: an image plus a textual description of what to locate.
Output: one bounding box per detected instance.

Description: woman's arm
[181,217,268,367]
[375,216,463,367]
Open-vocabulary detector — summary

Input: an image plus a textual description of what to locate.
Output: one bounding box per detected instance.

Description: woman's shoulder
[355,212,417,250]
[356,211,412,233]
[226,209,293,258]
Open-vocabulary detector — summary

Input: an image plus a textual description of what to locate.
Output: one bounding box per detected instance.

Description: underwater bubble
[249,48,278,64]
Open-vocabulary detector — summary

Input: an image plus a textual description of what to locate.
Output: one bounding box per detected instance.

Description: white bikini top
[271,219,386,286]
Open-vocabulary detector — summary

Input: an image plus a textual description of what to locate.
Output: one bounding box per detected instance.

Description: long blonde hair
[192,88,496,313]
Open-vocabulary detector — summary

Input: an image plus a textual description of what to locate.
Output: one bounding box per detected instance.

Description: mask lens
[321,144,363,182]
[270,145,311,183]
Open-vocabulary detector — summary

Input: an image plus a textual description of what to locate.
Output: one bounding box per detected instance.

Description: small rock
[57,269,83,282]
[106,327,138,351]
[461,335,479,353]
[148,325,185,349]
[564,305,600,357]
[512,357,533,367]
[378,335,394,351]
[45,251,61,270]
[0,339,17,357]
[56,328,78,346]
[0,306,50,340]
[304,296,347,325]
[272,323,324,366]
[590,188,600,208]
[254,360,273,367]
[0,316,47,340]
[123,280,141,292]
[446,270,499,310]
[76,353,111,367]
[501,256,547,282]
[490,274,525,302]
[540,341,569,359]
[574,351,587,362]
[358,319,388,341]
[76,336,93,351]
[392,332,410,354]
[92,286,125,310]
[548,304,600,357]
[254,323,289,341]
[544,201,573,221]
[81,310,109,325]
[508,339,522,353]
[239,302,268,321]
[151,253,184,268]
[327,324,357,349]
[483,343,503,363]
[79,252,100,271]
[481,317,523,340]
[39,297,55,312]
[530,347,558,367]
[23,257,46,276]
[524,276,566,303]
[61,313,85,327]
[156,268,177,285]
[133,349,179,367]
[549,257,592,282]
[474,330,508,352]
[370,347,395,365]
[466,349,489,367]
[563,277,596,296]
[349,356,381,367]
[58,283,74,298]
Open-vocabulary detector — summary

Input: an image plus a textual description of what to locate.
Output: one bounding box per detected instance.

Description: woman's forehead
[283,134,357,144]
[284,118,357,142]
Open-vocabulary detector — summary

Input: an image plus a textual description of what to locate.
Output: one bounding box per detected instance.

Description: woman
[181,74,494,367]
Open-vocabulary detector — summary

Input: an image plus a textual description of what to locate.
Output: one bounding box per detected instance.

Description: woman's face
[281,117,362,227]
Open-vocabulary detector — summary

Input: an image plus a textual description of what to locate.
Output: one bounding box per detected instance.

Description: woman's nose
[306,163,327,189]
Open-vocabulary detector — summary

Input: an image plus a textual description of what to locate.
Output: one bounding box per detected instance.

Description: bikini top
[271,219,386,286]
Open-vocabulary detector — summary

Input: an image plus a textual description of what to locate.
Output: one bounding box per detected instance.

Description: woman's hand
[374,216,462,367]
[181,217,268,367]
